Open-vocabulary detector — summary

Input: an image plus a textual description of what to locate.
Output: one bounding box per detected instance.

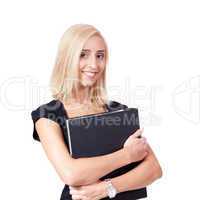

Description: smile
[82,71,98,78]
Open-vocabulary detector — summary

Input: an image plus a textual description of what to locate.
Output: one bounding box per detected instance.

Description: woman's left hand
[69,180,108,200]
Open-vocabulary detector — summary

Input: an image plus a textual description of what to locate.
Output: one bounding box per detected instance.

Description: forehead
[82,35,106,51]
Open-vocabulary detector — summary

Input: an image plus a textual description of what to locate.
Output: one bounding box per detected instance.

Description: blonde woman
[31,24,162,200]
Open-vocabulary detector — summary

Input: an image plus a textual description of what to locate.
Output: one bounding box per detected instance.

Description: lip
[82,71,98,73]
[82,71,98,79]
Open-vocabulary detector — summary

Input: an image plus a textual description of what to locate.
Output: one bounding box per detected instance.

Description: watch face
[105,179,117,198]
[110,190,116,197]
[108,186,117,198]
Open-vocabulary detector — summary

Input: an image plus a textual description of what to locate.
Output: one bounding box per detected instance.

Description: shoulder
[31,99,64,121]
[31,99,66,141]
[107,100,128,111]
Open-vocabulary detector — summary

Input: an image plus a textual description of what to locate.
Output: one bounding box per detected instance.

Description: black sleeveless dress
[31,99,128,200]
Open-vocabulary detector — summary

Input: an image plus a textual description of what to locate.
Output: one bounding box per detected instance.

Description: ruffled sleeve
[31,100,66,142]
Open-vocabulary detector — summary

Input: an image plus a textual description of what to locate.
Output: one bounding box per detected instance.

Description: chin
[80,80,96,87]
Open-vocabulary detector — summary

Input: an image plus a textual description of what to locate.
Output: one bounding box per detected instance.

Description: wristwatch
[104,179,118,198]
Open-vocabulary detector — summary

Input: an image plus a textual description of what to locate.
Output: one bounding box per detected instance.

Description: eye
[97,53,104,60]
[80,52,88,58]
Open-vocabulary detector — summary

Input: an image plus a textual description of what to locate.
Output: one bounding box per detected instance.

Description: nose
[87,54,98,70]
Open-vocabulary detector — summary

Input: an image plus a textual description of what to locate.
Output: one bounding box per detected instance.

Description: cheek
[79,60,85,70]
[97,66,105,78]
[99,63,106,73]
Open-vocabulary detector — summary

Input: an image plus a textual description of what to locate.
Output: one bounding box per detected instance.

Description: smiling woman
[31,24,162,200]
[50,24,109,108]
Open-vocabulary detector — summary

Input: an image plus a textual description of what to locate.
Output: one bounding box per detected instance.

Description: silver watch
[104,179,117,198]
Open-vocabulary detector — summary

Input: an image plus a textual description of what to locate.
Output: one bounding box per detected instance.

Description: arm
[110,143,162,193]
[70,145,162,199]
[35,118,131,186]
[69,144,162,199]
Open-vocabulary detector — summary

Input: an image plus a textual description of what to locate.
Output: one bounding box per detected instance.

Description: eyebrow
[82,49,105,53]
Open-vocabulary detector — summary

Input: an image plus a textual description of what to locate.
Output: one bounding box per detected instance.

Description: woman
[31,24,162,200]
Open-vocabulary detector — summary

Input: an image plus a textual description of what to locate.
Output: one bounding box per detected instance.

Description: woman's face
[79,35,106,87]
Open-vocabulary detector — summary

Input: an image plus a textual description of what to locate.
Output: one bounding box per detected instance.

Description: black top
[31,99,129,200]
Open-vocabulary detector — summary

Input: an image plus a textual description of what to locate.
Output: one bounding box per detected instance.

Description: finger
[70,186,82,191]
[69,186,78,190]
[145,143,150,151]
[133,129,143,138]
[141,137,147,143]
[142,136,147,141]
[72,194,84,200]
[133,129,142,137]
[70,188,82,195]
[140,127,144,132]
[69,186,75,191]
[144,144,149,151]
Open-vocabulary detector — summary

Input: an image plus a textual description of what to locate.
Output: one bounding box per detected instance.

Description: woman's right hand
[123,128,149,163]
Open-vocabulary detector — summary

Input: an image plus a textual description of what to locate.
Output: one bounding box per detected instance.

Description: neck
[69,85,92,105]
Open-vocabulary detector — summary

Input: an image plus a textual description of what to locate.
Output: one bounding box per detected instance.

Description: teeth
[83,71,96,77]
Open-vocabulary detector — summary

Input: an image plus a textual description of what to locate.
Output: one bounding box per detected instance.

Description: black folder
[64,108,147,200]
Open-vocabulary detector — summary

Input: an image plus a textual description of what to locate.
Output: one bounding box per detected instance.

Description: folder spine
[66,119,72,156]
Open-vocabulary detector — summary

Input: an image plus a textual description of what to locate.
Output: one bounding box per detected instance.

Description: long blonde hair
[50,24,109,107]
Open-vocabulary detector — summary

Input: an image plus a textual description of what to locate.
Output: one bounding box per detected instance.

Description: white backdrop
[0,0,199,199]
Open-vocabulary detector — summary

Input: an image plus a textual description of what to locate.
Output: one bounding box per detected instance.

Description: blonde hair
[50,24,109,107]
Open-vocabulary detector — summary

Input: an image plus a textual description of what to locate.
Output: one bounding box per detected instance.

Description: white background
[0,0,200,199]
